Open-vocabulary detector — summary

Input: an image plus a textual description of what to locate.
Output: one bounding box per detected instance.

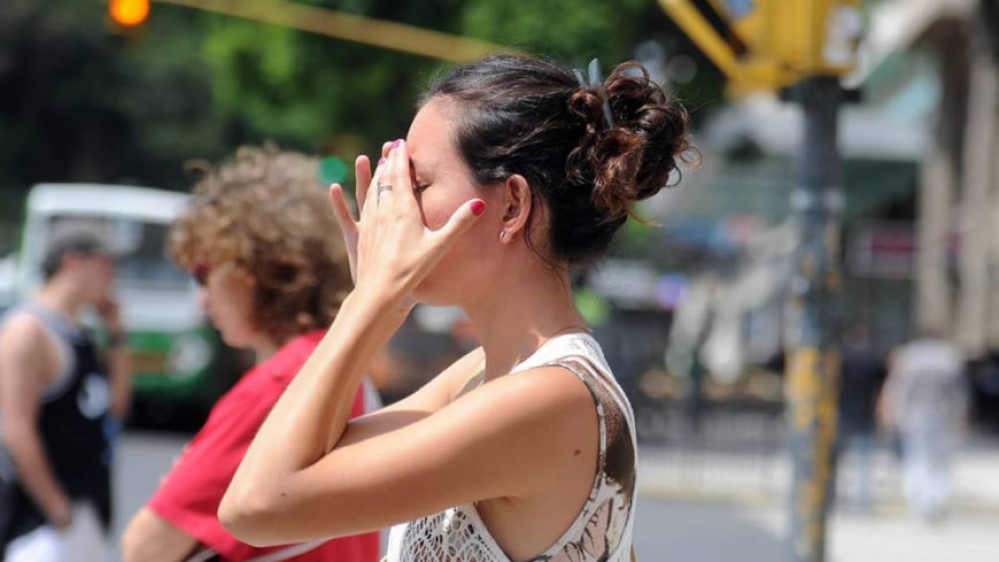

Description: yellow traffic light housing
[108,0,150,28]
[660,0,862,94]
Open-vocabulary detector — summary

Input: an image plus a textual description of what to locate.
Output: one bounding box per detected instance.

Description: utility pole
[784,76,843,562]
[659,2,860,561]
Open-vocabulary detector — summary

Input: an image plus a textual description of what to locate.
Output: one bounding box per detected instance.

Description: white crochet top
[383,332,638,562]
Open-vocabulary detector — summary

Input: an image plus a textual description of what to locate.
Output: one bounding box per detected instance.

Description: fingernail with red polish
[378,157,387,165]
[471,200,486,216]
[392,139,403,148]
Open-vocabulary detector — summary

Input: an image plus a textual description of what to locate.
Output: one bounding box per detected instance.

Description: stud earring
[499,229,507,241]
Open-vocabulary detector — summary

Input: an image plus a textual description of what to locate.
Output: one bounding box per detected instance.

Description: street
[112,431,999,562]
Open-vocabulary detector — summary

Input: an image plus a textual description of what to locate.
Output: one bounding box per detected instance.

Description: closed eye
[415,184,430,193]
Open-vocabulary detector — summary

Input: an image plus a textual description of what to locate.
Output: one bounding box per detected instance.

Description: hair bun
[567,62,693,220]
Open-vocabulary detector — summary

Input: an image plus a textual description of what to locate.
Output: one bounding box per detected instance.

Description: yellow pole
[657,0,741,79]
[153,0,525,63]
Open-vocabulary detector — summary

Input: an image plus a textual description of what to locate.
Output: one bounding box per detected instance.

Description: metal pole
[785,75,843,562]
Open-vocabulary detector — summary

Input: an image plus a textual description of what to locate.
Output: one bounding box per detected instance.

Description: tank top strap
[19,303,86,343]
[521,333,637,435]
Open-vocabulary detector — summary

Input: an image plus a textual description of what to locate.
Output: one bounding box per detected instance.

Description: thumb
[435,199,487,246]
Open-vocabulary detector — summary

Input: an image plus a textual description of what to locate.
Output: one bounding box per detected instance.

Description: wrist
[46,497,72,529]
[342,289,412,323]
[335,292,410,358]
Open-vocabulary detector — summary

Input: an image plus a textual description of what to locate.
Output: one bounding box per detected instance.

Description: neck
[34,279,86,323]
[252,339,281,365]
[463,263,586,381]
[252,329,299,365]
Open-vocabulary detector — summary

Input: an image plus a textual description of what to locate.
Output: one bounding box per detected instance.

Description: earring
[499,229,506,241]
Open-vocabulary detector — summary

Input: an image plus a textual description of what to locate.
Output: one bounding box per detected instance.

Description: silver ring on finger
[377,184,393,201]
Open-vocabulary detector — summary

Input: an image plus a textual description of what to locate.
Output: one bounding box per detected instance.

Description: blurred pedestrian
[219,54,692,562]
[836,323,886,512]
[120,146,380,562]
[0,228,131,561]
[879,329,968,521]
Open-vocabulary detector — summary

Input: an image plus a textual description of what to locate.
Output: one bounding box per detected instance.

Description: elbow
[218,486,286,547]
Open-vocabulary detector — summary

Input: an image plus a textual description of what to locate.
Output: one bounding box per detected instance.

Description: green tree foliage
[0,0,722,221]
[0,0,229,204]
[460,0,651,62]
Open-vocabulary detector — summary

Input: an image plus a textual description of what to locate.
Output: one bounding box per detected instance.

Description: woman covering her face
[220,55,693,562]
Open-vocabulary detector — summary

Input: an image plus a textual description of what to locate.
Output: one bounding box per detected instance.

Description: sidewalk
[637,439,999,514]
[634,498,999,562]
[635,441,999,561]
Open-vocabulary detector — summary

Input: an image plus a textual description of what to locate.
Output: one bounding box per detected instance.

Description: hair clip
[573,58,615,129]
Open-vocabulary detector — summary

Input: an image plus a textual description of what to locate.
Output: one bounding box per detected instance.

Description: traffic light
[659,0,862,94]
[754,0,862,77]
[108,0,150,28]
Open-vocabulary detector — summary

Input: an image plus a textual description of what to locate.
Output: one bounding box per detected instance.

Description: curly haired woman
[121,146,379,562]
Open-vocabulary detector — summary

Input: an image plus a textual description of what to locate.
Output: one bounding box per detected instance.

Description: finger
[367,148,396,211]
[381,141,394,159]
[355,155,372,214]
[330,185,360,282]
[329,184,359,236]
[387,139,415,205]
[371,156,387,190]
[434,199,487,247]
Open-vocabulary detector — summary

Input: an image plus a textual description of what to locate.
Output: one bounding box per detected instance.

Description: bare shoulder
[438,364,601,494]
[0,312,61,386]
[0,312,54,361]
[452,364,599,446]
[475,364,594,409]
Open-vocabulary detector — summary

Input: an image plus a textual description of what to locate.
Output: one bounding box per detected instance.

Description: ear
[499,174,533,244]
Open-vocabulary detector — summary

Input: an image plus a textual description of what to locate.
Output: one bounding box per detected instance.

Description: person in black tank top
[0,229,131,561]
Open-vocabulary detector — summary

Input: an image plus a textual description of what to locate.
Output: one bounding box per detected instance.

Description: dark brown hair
[422,54,694,266]
[169,145,352,344]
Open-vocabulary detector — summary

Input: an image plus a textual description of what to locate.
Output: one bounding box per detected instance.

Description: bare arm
[221,302,595,545]
[0,315,73,528]
[120,508,199,562]
[328,345,484,446]
[105,340,131,419]
[97,297,131,419]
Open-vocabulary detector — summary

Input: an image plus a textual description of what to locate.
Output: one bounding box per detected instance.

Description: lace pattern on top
[384,334,638,562]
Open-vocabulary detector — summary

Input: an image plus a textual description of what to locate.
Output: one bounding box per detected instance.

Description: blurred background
[1,0,998,560]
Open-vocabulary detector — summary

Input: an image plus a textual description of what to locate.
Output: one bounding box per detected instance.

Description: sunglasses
[190,264,211,286]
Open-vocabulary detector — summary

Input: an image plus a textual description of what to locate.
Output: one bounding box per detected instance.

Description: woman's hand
[328,141,412,283]
[329,139,485,309]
